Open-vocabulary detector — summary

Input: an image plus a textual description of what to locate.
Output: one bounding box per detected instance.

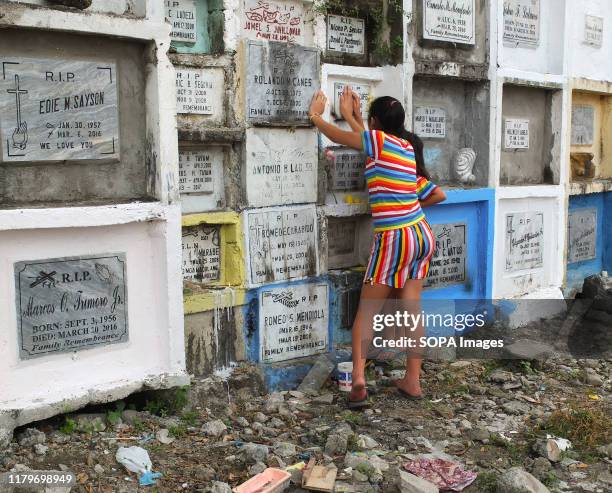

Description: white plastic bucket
[337,362,353,392]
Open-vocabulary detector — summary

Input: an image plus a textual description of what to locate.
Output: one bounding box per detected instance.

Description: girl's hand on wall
[350,90,361,119]
[340,86,355,120]
[309,90,327,116]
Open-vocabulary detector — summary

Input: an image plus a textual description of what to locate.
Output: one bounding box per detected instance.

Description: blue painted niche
[567,192,612,293]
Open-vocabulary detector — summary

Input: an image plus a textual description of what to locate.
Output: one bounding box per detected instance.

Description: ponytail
[369,96,430,180]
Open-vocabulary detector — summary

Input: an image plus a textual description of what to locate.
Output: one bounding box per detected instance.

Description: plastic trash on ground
[116,446,163,486]
[233,468,291,493]
[403,458,477,492]
[546,434,572,452]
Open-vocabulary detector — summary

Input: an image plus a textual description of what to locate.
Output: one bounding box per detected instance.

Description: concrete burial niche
[240,277,332,389]
[412,76,490,186]
[326,215,372,270]
[243,204,323,288]
[494,196,561,298]
[179,145,226,213]
[182,212,245,289]
[0,214,187,438]
[175,66,226,126]
[499,0,565,75]
[184,304,248,375]
[241,0,315,46]
[243,40,320,127]
[0,30,150,207]
[181,211,249,375]
[4,0,146,16]
[565,193,610,295]
[320,0,404,67]
[410,0,488,78]
[500,83,562,186]
[320,63,403,209]
[166,0,225,54]
[570,88,612,182]
[244,128,318,208]
[568,0,612,82]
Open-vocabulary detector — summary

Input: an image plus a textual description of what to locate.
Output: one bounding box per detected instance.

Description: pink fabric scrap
[403,458,477,492]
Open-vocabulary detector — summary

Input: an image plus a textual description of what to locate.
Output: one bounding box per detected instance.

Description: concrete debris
[17,428,46,447]
[0,357,608,491]
[397,469,439,493]
[156,428,175,445]
[497,467,551,493]
[273,442,296,458]
[211,481,233,493]
[297,355,336,393]
[505,340,554,361]
[242,443,270,464]
[74,414,107,433]
[202,419,228,437]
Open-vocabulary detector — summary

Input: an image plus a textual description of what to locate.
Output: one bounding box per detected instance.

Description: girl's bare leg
[395,280,424,397]
[349,282,394,402]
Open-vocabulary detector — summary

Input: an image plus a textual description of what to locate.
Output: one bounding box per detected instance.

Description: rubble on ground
[0,354,609,493]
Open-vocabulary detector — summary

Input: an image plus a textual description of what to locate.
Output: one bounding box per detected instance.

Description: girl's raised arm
[308,90,363,151]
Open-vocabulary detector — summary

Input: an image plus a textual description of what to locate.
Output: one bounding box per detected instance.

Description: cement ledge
[569,180,612,196]
[0,370,190,446]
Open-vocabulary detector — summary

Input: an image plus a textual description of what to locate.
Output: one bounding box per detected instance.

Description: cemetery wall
[3,0,612,412]
[0,2,187,441]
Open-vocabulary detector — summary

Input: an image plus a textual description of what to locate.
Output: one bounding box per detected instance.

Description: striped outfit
[362,130,438,288]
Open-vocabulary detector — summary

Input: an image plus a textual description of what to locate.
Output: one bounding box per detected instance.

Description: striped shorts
[364,219,435,288]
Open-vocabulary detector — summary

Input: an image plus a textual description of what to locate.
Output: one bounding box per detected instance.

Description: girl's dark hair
[368,96,430,179]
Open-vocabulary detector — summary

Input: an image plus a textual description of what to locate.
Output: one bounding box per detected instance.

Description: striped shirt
[362,130,437,232]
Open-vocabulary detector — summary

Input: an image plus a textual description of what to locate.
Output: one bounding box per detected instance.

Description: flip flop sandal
[347,391,370,409]
[397,388,424,400]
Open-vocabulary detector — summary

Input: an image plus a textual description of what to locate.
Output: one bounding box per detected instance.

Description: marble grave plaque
[182,225,221,283]
[503,0,540,46]
[568,208,597,263]
[424,223,467,289]
[332,82,370,120]
[414,106,447,139]
[246,41,319,125]
[504,212,544,272]
[329,147,365,191]
[246,128,317,207]
[504,118,530,149]
[15,253,128,359]
[166,0,197,43]
[246,206,318,286]
[327,15,366,54]
[179,148,223,194]
[423,0,475,45]
[571,105,595,146]
[0,57,119,163]
[584,15,603,48]
[259,282,328,363]
[243,0,306,44]
[176,68,224,115]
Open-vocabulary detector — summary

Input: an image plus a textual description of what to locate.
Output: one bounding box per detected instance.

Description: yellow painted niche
[182,212,247,314]
[570,79,612,182]
[183,287,248,315]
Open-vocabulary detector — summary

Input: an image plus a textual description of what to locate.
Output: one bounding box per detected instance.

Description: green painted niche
[169,0,224,54]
